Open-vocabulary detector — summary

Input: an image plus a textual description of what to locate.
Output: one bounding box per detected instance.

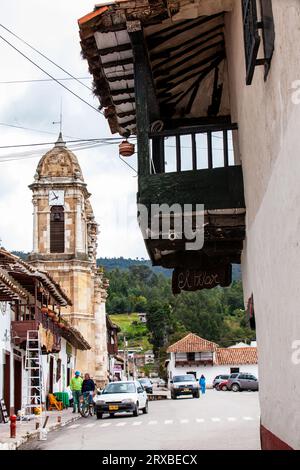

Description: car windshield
[173,375,195,382]
[102,383,136,394]
[140,379,150,384]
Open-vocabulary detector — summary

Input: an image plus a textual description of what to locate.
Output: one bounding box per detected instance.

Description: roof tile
[167,333,218,353]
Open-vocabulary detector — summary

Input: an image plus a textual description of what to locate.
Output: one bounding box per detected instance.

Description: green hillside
[109,313,152,351]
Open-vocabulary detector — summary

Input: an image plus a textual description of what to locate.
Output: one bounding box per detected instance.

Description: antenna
[52,98,63,134]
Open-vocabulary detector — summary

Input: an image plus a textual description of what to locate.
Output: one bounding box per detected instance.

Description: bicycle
[79,392,95,417]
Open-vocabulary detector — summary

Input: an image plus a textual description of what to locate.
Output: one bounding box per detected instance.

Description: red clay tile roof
[216,347,258,365]
[167,333,218,353]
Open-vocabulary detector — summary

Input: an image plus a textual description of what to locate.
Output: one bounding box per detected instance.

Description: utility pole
[124,336,128,380]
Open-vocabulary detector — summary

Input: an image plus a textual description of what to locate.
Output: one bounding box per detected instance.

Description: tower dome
[36,133,83,181]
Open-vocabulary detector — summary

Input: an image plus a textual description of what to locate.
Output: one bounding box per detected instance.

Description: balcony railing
[175,359,214,367]
[138,123,245,212]
[11,306,61,352]
[149,124,238,175]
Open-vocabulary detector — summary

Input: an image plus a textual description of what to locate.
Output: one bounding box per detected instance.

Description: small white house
[166,333,258,387]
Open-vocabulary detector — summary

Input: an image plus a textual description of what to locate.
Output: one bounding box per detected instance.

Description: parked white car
[94,381,148,419]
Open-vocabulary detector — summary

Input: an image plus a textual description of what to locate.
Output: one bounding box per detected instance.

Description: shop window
[242,0,275,85]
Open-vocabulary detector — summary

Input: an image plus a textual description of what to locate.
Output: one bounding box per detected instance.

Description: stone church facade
[28,133,109,386]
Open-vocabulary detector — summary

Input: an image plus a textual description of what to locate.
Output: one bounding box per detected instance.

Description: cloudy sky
[0,0,148,259]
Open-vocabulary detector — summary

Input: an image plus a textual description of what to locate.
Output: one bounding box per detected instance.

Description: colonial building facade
[78,0,300,449]
[28,134,109,386]
[0,248,89,416]
[166,333,258,387]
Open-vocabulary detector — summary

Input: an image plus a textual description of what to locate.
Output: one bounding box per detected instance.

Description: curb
[0,414,81,450]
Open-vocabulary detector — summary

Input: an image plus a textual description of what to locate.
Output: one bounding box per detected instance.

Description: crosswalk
[69,415,259,430]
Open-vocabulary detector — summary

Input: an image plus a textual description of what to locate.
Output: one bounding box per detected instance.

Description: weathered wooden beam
[157,51,225,91]
[151,27,224,65]
[149,120,237,137]
[153,38,224,80]
[99,43,132,56]
[129,27,151,177]
[147,13,224,50]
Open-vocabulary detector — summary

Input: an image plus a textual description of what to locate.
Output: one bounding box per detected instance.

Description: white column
[32,200,38,252]
[46,212,50,253]
[75,198,83,253]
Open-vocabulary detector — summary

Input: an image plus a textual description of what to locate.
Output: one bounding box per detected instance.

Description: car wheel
[171,392,176,400]
[96,412,103,420]
[109,413,115,418]
[142,401,148,414]
[221,385,228,391]
[231,383,240,392]
[133,402,139,417]
[193,391,200,398]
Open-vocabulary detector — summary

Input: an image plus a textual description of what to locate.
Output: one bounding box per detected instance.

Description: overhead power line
[0,137,126,150]
[0,77,91,84]
[0,23,93,92]
[0,122,79,139]
[0,33,104,116]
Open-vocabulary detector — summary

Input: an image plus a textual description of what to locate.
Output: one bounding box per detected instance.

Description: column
[75,198,83,253]
[32,199,38,253]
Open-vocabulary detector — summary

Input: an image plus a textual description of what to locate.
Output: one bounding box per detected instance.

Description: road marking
[243,416,254,421]
[180,419,189,424]
[196,418,205,423]
[132,421,142,426]
[116,422,127,427]
[211,417,221,422]
[148,420,158,425]
[100,422,111,428]
[84,422,96,428]
[68,424,80,429]
[227,417,237,422]
[164,420,173,425]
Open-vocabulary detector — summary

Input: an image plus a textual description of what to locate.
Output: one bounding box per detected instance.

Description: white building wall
[167,352,258,387]
[225,0,300,449]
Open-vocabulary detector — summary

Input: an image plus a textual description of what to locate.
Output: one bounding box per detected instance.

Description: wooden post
[129,26,150,178]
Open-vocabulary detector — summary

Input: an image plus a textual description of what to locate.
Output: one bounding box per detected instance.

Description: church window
[50,206,65,253]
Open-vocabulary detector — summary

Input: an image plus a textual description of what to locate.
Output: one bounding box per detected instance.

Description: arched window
[50,206,65,253]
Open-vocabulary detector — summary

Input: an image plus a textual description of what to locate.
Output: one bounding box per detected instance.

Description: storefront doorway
[14,357,22,413]
[3,352,11,413]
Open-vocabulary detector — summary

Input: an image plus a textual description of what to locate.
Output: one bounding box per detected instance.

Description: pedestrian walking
[82,373,96,404]
[199,374,206,395]
[70,371,83,413]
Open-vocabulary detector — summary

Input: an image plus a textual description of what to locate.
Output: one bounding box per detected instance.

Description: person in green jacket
[70,371,83,413]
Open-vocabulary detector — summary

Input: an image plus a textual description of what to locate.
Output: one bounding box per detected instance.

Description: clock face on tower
[49,189,64,206]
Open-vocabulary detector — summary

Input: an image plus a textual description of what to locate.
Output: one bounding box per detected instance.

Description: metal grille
[242,0,261,85]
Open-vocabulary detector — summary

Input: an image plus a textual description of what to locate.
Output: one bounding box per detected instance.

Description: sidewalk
[0,408,81,450]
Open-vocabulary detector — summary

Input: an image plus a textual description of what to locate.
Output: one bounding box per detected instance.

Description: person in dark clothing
[81,373,96,404]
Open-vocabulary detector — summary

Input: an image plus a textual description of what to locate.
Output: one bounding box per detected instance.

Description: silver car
[212,374,230,389]
[227,373,259,392]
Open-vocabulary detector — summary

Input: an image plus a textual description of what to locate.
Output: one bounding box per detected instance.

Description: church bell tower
[28,133,108,386]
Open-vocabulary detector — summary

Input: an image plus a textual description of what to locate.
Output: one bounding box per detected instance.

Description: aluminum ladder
[24,330,43,416]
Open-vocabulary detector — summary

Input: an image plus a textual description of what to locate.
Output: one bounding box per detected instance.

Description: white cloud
[0,0,148,259]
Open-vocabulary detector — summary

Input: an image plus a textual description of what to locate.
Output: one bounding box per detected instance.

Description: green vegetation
[106,264,255,360]
[109,313,152,351]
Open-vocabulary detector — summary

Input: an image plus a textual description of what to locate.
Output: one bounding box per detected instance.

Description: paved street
[21,390,260,450]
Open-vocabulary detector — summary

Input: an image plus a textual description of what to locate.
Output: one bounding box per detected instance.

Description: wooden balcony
[137,124,246,278]
[11,308,61,352]
[175,360,214,367]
